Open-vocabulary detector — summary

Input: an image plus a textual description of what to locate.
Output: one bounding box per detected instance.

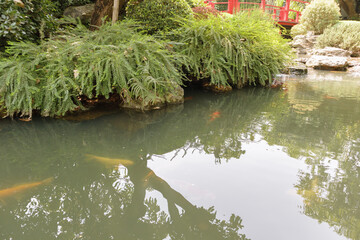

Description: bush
[316,21,360,55]
[192,6,220,19]
[290,22,307,36]
[0,22,185,118]
[0,0,58,47]
[56,0,94,12]
[173,11,293,88]
[126,0,193,33]
[186,0,203,8]
[299,0,340,34]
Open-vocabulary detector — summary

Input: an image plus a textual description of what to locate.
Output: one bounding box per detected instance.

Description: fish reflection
[0,177,53,201]
[85,154,134,167]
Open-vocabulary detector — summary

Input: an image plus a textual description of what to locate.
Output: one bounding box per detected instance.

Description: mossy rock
[202,82,233,93]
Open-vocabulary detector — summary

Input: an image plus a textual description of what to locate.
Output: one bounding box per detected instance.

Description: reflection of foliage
[0,162,249,239]
[140,198,249,240]
[170,207,248,240]
[295,136,360,240]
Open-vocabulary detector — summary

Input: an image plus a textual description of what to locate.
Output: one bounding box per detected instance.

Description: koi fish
[209,111,221,122]
[19,118,31,122]
[0,177,53,200]
[85,154,134,167]
[184,96,193,101]
[323,95,338,100]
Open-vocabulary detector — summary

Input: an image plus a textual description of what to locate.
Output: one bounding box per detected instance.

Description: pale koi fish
[85,154,134,167]
[0,177,53,200]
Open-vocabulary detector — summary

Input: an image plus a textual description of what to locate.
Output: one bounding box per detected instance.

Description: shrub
[316,21,360,55]
[192,6,220,19]
[0,22,184,118]
[56,0,94,12]
[290,22,307,36]
[299,0,340,34]
[173,11,293,88]
[126,0,193,33]
[186,0,203,8]
[0,0,58,47]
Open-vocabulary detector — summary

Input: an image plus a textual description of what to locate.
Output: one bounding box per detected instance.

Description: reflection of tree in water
[263,80,360,240]
[0,157,248,239]
[295,128,360,240]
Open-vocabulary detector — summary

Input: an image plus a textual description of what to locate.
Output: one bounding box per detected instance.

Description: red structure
[205,0,309,27]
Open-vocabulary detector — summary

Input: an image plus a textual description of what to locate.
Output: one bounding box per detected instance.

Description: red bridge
[205,0,309,27]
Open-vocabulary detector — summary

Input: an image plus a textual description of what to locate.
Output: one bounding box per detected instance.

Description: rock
[287,64,308,75]
[202,82,233,92]
[294,58,308,64]
[309,47,351,57]
[121,85,184,110]
[348,58,360,67]
[121,97,165,111]
[270,79,284,88]
[305,31,318,46]
[306,55,348,71]
[63,4,95,24]
[348,65,360,76]
[290,31,319,55]
[165,85,184,104]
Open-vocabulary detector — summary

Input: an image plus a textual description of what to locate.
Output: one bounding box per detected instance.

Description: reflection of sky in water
[149,140,346,240]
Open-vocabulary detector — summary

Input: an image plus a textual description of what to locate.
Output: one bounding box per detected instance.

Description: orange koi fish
[209,111,221,122]
[0,177,53,200]
[184,96,193,101]
[85,154,134,167]
[323,95,338,100]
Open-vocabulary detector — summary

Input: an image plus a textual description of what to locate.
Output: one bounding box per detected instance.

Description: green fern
[0,21,185,118]
[172,11,293,88]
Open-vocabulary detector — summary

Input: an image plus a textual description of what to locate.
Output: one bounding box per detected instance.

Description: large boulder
[290,31,319,55]
[306,55,348,71]
[64,4,95,24]
[310,47,351,57]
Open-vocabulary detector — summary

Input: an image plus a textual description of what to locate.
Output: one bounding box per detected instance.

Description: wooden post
[228,0,234,14]
[260,0,266,11]
[284,0,290,21]
[112,0,120,24]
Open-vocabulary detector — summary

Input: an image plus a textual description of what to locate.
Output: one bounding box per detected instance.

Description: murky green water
[0,70,360,240]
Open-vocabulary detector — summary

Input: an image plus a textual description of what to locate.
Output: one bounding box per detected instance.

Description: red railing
[205,0,309,26]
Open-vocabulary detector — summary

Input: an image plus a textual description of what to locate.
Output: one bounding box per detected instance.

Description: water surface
[0,70,359,240]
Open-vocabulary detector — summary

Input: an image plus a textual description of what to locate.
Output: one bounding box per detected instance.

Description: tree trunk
[112,0,120,24]
[90,0,128,29]
[339,0,358,18]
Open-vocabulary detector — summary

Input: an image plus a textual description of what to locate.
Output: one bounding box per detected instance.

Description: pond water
[0,70,359,240]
